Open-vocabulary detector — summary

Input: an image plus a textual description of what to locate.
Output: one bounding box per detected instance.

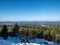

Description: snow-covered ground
[0,37,60,45]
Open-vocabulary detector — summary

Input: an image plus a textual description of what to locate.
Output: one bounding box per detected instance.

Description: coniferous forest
[0,23,60,43]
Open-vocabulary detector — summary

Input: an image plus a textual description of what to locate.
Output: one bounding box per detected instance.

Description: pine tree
[40,31,44,38]
[12,23,19,37]
[1,25,8,40]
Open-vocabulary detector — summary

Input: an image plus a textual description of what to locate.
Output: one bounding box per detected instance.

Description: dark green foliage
[37,31,44,38]
[47,31,52,41]
[12,23,19,37]
[44,35,48,40]
[1,25,8,40]
[40,31,44,38]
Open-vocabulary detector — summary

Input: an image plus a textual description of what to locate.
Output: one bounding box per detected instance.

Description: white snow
[0,37,60,45]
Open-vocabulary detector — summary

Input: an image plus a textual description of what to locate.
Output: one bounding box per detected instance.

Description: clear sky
[0,0,60,21]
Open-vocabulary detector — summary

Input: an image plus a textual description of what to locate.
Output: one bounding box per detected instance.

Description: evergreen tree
[48,30,52,41]
[37,31,44,38]
[1,25,8,40]
[12,23,19,37]
[40,31,44,38]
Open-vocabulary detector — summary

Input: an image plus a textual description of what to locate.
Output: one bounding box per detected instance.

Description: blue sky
[0,0,60,21]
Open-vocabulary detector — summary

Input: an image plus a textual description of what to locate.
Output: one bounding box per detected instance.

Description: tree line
[0,23,19,40]
[0,23,60,43]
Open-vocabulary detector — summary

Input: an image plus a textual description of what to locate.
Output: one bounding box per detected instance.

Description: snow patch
[0,37,60,45]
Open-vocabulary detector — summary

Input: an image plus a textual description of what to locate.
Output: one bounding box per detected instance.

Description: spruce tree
[12,23,19,37]
[40,31,44,38]
[1,25,8,40]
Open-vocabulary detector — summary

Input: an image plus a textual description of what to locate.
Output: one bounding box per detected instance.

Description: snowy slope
[0,37,60,45]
